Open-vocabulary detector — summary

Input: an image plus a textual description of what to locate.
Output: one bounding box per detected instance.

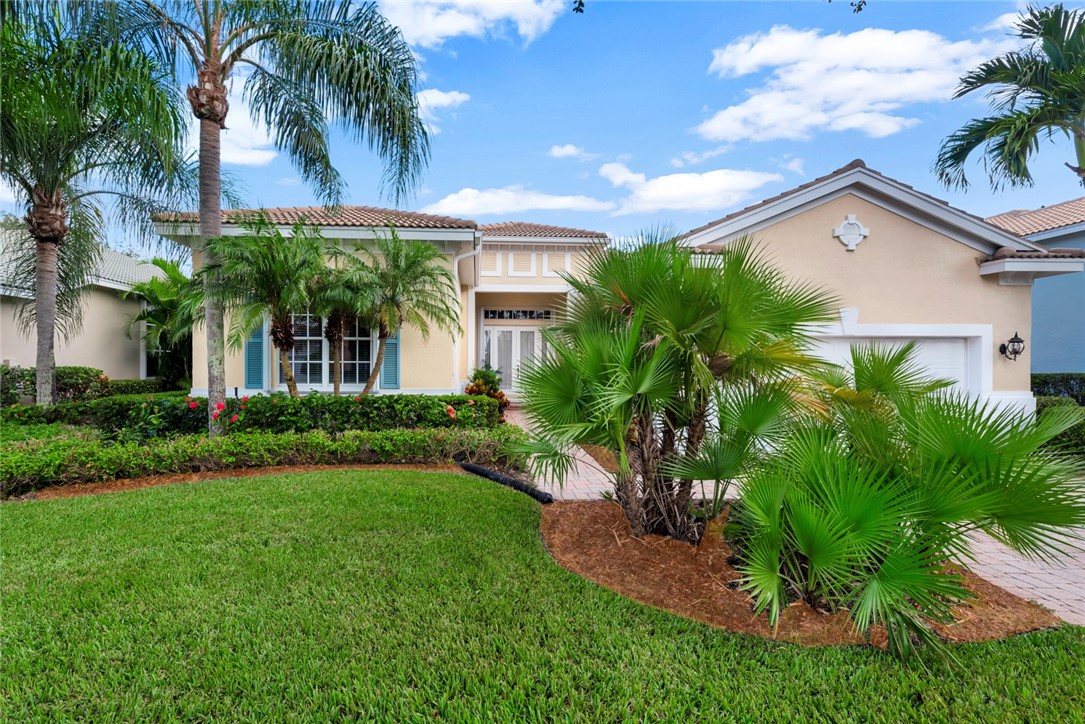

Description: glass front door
[483,326,542,391]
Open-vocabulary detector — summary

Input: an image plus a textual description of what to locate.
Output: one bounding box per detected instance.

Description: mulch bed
[541,500,1061,648]
[19,464,467,502]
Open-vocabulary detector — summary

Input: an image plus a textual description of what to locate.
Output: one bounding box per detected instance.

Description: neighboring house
[157,161,1084,414]
[0,238,164,380]
[678,160,1083,414]
[155,209,606,397]
[987,197,1085,373]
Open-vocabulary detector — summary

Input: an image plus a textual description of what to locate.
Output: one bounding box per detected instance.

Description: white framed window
[507,251,537,277]
[542,252,571,277]
[277,313,376,390]
[480,251,502,276]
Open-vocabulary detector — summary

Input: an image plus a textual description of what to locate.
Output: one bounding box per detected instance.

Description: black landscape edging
[457,461,554,504]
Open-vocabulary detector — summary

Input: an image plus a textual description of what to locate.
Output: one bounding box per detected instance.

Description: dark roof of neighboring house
[986,197,1085,237]
[154,205,477,229]
[479,221,608,239]
[679,159,1017,243]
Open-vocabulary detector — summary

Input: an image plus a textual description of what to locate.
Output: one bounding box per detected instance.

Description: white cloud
[380,0,564,49]
[277,177,301,186]
[416,88,471,134]
[670,145,731,168]
[548,144,597,161]
[187,90,277,166]
[599,162,781,216]
[0,181,19,204]
[696,25,1018,144]
[779,156,804,175]
[422,185,615,216]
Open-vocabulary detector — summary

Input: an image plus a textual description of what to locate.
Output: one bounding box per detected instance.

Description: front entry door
[483,327,543,391]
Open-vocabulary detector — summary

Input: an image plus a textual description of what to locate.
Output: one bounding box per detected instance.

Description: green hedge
[1032,373,1085,405]
[1,426,528,497]
[107,379,166,396]
[1037,396,1085,456]
[0,366,110,405]
[1,392,500,437]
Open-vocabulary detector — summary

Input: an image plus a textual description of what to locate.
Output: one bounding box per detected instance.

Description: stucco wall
[1031,230,1085,373]
[703,194,1032,392]
[478,248,590,286]
[1,288,144,379]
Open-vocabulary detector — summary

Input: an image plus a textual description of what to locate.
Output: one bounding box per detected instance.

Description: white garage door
[810,337,970,394]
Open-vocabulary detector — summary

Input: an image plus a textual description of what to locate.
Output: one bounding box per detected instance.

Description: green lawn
[4,471,1084,720]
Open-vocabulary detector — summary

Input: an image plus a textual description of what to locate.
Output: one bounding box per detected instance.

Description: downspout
[451,232,483,391]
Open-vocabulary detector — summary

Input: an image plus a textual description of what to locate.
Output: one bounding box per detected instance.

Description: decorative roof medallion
[833,214,870,251]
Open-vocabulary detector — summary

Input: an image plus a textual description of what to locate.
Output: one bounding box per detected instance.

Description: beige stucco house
[0,240,163,380]
[156,209,606,398]
[160,160,1083,414]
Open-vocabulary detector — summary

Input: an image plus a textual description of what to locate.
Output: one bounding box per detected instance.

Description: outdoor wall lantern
[999,332,1025,361]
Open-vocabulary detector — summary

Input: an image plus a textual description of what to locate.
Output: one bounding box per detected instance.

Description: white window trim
[542,252,571,277]
[507,251,537,277]
[272,316,381,394]
[480,251,503,277]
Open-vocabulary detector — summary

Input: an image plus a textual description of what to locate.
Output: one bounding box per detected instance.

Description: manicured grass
[4,471,1084,720]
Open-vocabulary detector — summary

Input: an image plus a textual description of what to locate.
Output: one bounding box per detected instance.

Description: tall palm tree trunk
[189,60,228,434]
[26,188,67,406]
[278,348,300,397]
[362,334,387,395]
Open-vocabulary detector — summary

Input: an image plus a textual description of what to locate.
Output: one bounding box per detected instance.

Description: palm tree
[351,227,461,395]
[935,4,1085,190]
[0,9,189,405]
[309,247,374,397]
[519,234,840,540]
[201,214,326,398]
[126,0,429,429]
[123,258,202,389]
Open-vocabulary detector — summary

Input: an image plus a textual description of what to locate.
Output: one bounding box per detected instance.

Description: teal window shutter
[380,333,399,390]
[244,325,264,390]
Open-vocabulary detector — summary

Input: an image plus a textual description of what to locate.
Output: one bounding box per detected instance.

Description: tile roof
[679,159,1025,246]
[984,246,1085,262]
[154,205,477,229]
[479,221,608,239]
[0,232,163,292]
[985,197,1085,237]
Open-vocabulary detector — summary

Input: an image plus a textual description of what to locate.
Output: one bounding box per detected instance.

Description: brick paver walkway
[506,405,1085,625]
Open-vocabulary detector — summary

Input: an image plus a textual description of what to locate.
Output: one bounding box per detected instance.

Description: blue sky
[5,1,1084,244]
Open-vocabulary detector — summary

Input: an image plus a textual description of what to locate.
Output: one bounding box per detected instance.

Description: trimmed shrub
[1032,373,1085,405]
[107,379,166,396]
[0,366,109,404]
[0,391,187,427]
[1037,395,1085,455]
[0,426,528,496]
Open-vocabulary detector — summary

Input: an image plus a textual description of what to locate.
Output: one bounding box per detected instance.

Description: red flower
[212,411,220,421]
[240,405,247,410]
[216,402,226,411]
[229,414,239,424]
[188,401,198,410]
[241,396,249,402]
[446,405,456,419]
[354,395,362,402]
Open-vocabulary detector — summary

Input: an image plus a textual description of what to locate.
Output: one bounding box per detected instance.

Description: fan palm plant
[519,234,840,540]
[117,0,429,430]
[0,9,190,404]
[123,258,201,389]
[935,4,1085,189]
[349,228,461,395]
[732,343,1085,657]
[201,214,326,398]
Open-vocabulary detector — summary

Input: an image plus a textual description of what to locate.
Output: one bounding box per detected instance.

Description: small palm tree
[519,234,840,540]
[123,258,202,389]
[936,4,1085,189]
[0,9,189,404]
[125,0,430,428]
[202,214,326,398]
[309,247,374,397]
[351,228,461,395]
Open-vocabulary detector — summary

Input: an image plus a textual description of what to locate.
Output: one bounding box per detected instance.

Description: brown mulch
[540,500,1061,648]
[19,464,467,502]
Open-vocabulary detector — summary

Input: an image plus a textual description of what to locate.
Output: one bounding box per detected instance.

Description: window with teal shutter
[381,333,399,390]
[244,325,264,390]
